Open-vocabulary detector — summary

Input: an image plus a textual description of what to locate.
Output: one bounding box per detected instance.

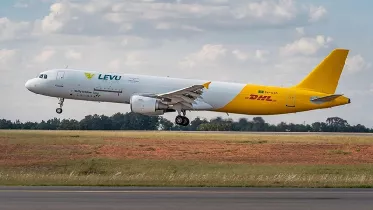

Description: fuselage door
[55,71,65,87]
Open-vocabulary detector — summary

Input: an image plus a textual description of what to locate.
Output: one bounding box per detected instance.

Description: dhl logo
[246,94,275,102]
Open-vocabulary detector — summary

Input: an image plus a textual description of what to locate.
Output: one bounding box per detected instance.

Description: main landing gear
[56,98,64,114]
[175,110,189,126]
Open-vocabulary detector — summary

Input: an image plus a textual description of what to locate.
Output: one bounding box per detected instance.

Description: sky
[1,0,373,126]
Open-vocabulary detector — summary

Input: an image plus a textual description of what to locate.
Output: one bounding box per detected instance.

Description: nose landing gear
[56,98,64,114]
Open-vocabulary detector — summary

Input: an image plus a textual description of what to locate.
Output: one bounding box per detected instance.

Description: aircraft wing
[141,82,212,109]
[311,94,343,103]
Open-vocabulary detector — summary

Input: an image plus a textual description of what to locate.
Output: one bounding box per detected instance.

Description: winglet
[203,82,211,89]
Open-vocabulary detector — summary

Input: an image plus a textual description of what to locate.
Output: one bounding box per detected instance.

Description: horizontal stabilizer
[311,94,343,103]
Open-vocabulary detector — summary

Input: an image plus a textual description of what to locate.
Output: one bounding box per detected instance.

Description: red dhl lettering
[249,94,258,99]
[246,94,274,101]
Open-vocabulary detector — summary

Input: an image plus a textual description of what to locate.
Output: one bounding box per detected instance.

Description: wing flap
[174,95,196,104]
[158,82,211,98]
[138,81,212,110]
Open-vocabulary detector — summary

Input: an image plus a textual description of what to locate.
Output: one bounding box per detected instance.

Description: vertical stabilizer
[294,49,349,94]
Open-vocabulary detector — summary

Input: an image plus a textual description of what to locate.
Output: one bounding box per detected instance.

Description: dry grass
[1,130,373,187]
[2,130,373,144]
[1,158,373,187]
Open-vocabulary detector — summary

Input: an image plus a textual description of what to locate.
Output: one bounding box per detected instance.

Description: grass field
[1,130,373,187]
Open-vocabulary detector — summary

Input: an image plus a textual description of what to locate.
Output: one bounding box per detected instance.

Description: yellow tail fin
[294,48,349,94]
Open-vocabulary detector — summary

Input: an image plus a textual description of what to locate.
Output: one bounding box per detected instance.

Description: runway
[1,187,373,210]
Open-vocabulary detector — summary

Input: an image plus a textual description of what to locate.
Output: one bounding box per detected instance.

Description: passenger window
[44,74,47,79]
[39,74,43,78]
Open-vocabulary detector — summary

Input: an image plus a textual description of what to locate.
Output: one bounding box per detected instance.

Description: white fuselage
[25,69,246,111]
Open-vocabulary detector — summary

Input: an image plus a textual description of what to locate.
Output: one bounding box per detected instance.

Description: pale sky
[1,0,372,126]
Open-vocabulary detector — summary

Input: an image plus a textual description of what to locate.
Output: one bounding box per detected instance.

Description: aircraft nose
[25,79,37,92]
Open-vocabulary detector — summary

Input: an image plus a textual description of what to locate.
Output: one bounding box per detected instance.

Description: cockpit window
[38,74,48,79]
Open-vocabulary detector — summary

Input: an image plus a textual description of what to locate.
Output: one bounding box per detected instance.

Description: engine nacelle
[130,95,169,115]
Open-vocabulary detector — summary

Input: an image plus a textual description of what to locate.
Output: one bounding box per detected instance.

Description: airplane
[25,48,351,126]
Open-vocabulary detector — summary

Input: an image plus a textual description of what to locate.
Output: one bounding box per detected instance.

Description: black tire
[182,117,190,126]
[175,115,184,125]
[56,108,63,114]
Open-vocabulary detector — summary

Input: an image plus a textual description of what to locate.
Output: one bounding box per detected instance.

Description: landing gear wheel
[182,117,190,126]
[56,108,63,114]
[175,115,184,125]
[175,115,190,126]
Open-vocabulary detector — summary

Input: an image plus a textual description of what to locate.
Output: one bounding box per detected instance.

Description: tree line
[0,112,371,132]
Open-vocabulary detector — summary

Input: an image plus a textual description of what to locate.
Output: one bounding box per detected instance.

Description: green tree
[58,119,80,130]
[189,117,208,131]
[13,120,23,129]
[276,122,288,132]
[159,118,174,130]
[47,118,61,130]
[326,117,349,132]
[252,117,266,131]
[121,112,160,130]
[22,121,38,129]
[100,115,112,130]
[36,120,50,130]
[311,122,321,132]
[0,119,13,129]
[235,118,252,131]
[1,114,372,133]
[110,113,126,130]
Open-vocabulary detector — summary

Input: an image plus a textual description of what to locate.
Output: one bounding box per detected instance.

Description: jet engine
[130,95,170,115]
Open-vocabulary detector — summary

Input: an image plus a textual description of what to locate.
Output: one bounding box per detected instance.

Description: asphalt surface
[1,187,373,210]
